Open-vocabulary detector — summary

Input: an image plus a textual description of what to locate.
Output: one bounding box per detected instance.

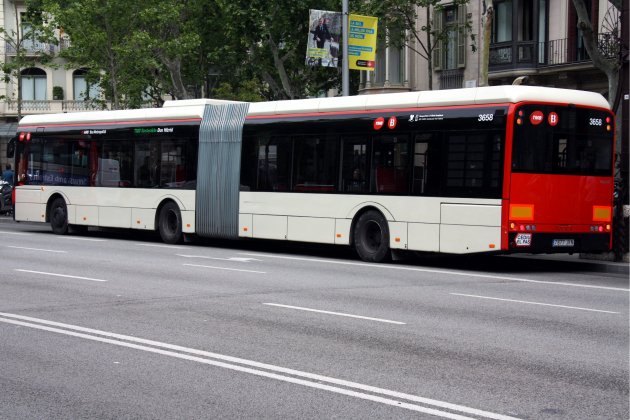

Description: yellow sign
[348,14,378,71]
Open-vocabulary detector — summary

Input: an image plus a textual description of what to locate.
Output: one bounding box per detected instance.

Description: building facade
[0,0,108,170]
[359,0,622,96]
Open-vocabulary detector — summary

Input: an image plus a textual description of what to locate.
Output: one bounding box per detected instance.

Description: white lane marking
[7,245,66,253]
[137,243,186,250]
[450,293,620,314]
[263,303,406,325]
[14,269,108,283]
[0,231,31,235]
[177,254,262,263]
[183,263,266,274]
[0,312,520,420]
[240,253,629,292]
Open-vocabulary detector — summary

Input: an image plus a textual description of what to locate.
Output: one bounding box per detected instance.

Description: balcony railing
[5,41,56,55]
[3,100,157,114]
[490,33,619,70]
[439,69,464,90]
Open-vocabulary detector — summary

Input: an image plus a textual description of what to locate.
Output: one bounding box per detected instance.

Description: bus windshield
[511,105,613,177]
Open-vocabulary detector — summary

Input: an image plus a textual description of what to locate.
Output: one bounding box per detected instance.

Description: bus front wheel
[353,210,391,263]
[158,202,183,244]
[50,197,69,235]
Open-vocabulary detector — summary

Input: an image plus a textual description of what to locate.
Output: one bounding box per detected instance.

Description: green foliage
[36,0,353,106]
[0,0,58,117]
[213,80,266,102]
[52,85,63,100]
[359,0,474,59]
[213,0,343,99]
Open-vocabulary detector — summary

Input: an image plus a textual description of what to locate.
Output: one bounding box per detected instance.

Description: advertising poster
[348,14,378,71]
[305,9,342,68]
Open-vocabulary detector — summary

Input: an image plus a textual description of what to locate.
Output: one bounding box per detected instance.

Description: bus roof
[18,85,610,128]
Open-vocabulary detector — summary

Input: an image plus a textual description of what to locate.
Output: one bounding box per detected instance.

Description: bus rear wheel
[158,202,183,244]
[353,210,391,263]
[50,197,69,235]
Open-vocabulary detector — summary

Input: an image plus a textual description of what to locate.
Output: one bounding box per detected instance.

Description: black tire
[50,197,69,235]
[158,201,182,244]
[353,210,391,263]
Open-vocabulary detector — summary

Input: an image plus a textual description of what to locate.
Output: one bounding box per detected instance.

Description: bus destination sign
[134,127,175,135]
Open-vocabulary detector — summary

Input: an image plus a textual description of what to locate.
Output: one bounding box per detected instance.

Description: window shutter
[433,8,443,71]
[457,4,466,68]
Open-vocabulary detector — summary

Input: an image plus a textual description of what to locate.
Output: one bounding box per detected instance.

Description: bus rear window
[512,105,613,176]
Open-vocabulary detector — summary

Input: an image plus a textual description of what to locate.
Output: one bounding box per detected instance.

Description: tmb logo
[373,117,385,130]
[529,111,544,125]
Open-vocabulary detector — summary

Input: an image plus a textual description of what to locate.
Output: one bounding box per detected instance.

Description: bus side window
[257,136,291,191]
[412,134,431,195]
[240,136,258,191]
[372,135,409,194]
[341,137,368,193]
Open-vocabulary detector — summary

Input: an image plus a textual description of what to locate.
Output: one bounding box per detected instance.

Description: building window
[493,0,513,43]
[433,4,467,71]
[73,69,99,100]
[21,68,47,100]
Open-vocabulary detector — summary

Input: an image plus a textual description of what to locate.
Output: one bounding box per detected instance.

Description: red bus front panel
[506,104,614,253]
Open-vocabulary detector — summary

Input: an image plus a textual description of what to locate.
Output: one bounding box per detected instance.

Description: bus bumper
[508,232,610,253]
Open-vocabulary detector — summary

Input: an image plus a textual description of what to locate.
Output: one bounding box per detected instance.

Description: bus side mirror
[6,137,15,158]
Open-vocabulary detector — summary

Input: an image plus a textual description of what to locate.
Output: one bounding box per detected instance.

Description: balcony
[489,33,618,71]
[5,41,56,56]
[439,69,464,90]
[2,100,157,115]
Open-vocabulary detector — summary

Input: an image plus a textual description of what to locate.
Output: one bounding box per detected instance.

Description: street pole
[342,0,349,96]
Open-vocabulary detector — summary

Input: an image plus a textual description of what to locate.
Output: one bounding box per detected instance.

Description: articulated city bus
[10,85,614,262]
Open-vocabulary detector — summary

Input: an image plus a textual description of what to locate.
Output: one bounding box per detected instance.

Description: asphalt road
[0,218,628,419]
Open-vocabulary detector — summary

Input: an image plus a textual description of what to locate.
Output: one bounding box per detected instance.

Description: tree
[361,0,474,90]
[571,0,622,108]
[571,0,626,260]
[216,0,342,99]
[479,0,493,87]
[43,0,154,109]
[0,0,57,119]
[132,0,204,100]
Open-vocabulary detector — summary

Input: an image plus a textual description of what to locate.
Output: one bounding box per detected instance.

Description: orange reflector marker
[489,244,496,249]
[186,224,190,228]
[136,220,141,224]
[336,233,342,238]
[83,217,87,221]
[243,227,248,232]
[395,237,400,242]
[509,204,534,221]
[593,206,612,222]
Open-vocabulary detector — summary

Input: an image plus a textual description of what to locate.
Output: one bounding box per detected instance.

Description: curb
[506,253,629,275]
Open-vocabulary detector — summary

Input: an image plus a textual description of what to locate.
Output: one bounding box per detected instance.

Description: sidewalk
[505,252,630,275]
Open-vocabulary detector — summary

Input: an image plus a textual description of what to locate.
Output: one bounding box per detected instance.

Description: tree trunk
[14,5,22,121]
[162,57,189,100]
[571,0,619,106]
[426,7,432,90]
[479,1,493,87]
[267,34,294,99]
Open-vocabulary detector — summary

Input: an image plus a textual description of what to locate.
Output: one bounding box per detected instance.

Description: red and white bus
[9,85,614,262]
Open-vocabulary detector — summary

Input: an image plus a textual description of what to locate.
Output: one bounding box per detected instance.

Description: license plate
[515,233,532,247]
[552,239,575,247]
